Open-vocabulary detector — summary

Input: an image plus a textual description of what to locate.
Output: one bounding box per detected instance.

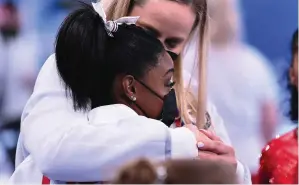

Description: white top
[183,42,279,172]
[207,44,279,172]
[11,104,197,183]
[182,70,232,145]
[11,54,251,184]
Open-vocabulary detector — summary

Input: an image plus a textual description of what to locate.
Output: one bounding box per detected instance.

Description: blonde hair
[102,0,209,128]
[113,158,237,184]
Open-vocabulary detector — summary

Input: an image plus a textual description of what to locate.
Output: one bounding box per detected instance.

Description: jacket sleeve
[183,69,251,184]
[183,69,232,145]
[206,101,232,145]
[21,54,198,182]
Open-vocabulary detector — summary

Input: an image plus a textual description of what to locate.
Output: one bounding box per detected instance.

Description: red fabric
[251,173,259,184]
[256,128,298,184]
[42,176,50,184]
[42,175,105,184]
[175,117,182,127]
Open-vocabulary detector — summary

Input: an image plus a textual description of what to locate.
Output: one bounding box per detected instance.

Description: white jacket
[11,104,197,183]
[10,54,251,184]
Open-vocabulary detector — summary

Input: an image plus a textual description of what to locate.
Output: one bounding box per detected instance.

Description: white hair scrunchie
[91,1,140,37]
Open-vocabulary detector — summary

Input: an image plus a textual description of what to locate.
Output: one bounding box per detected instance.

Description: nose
[167,50,179,61]
[156,36,165,46]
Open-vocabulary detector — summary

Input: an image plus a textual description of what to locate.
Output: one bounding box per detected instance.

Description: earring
[131,96,137,102]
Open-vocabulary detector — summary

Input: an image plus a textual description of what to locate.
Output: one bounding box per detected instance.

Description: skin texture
[129,0,195,54]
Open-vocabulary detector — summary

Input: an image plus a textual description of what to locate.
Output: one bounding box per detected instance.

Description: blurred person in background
[183,0,279,176]
[113,158,237,184]
[0,0,38,169]
[13,0,250,183]
[255,29,298,184]
[0,139,13,183]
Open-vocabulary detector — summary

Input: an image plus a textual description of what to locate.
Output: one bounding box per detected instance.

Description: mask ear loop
[134,78,165,121]
[135,79,164,100]
[127,82,150,118]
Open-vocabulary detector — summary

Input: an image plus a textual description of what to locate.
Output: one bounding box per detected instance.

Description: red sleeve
[256,145,272,184]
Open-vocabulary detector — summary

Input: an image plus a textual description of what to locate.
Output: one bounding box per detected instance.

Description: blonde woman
[12,0,250,183]
[184,0,279,174]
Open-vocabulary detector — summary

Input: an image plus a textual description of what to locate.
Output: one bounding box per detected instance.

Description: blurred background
[0,0,297,182]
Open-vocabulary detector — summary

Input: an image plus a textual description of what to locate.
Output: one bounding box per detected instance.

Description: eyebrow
[164,68,175,77]
[138,21,185,43]
[138,21,161,38]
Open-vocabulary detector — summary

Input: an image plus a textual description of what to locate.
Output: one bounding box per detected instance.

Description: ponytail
[55,3,108,111]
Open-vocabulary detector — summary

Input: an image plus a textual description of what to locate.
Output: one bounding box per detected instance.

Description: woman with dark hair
[255,29,298,184]
[10,3,212,183]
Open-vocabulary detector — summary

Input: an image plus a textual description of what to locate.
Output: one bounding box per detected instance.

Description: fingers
[199,129,222,142]
[198,151,218,160]
[196,153,238,172]
[196,130,235,157]
[197,141,234,156]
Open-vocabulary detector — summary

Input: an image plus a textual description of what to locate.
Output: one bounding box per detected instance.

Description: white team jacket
[9,54,251,184]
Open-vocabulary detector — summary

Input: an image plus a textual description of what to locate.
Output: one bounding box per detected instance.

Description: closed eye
[166,81,176,88]
[165,38,183,49]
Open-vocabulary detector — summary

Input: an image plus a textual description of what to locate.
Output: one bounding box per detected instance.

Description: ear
[122,75,137,101]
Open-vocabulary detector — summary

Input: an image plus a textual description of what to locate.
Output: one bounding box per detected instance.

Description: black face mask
[134,80,178,127]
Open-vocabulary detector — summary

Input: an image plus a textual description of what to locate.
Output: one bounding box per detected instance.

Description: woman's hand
[184,124,237,170]
[184,124,212,144]
[184,124,216,155]
[197,129,237,170]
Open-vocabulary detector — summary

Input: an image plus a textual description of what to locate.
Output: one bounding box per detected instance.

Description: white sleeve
[207,102,252,184]
[182,70,251,183]
[182,70,232,145]
[248,47,279,103]
[21,54,197,182]
[236,161,252,184]
[169,127,198,158]
[207,101,232,145]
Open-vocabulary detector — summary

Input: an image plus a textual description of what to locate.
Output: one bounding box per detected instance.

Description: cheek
[294,62,298,77]
[148,97,164,118]
[139,92,164,119]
